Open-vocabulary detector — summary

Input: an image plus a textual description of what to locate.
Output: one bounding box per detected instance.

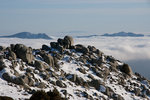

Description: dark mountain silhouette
[0,32,52,39]
[102,31,144,37]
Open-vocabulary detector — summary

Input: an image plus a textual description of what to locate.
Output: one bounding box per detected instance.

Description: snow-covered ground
[0,36,150,79]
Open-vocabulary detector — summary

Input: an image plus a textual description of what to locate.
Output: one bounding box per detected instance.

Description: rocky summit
[0,36,150,100]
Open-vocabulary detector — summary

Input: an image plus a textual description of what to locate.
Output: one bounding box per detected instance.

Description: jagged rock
[34,60,49,71]
[102,68,110,80]
[8,51,16,60]
[50,42,64,53]
[134,88,141,96]
[53,52,64,60]
[82,91,94,100]
[75,76,84,86]
[0,37,150,100]
[28,77,34,86]
[56,80,65,88]
[105,87,114,98]
[113,94,124,100]
[14,44,34,64]
[2,73,12,83]
[41,72,50,80]
[21,75,29,85]
[41,53,54,68]
[88,79,103,90]
[120,64,133,76]
[26,67,33,73]
[57,38,64,46]
[90,58,102,66]
[41,44,50,51]
[87,74,95,80]
[77,68,86,74]
[88,45,97,52]
[10,44,15,52]
[79,56,87,64]
[146,89,150,96]
[50,42,58,49]
[0,46,5,51]
[2,72,34,86]
[107,56,116,63]
[53,57,60,69]
[66,74,76,82]
[75,44,89,54]
[0,55,3,59]
[37,82,46,88]
[0,58,6,71]
[63,36,74,48]
[14,77,25,85]
[91,67,99,75]
[0,96,14,100]
[95,49,103,57]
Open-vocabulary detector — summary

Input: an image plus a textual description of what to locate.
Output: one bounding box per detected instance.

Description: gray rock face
[34,60,49,71]
[37,82,46,88]
[50,42,58,49]
[0,46,5,51]
[42,53,54,68]
[88,79,103,90]
[2,73,24,85]
[134,88,141,96]
[42,45,50,51]
[113,94,124,100]
[120,64,133,76]
[56,80,65,88]
[14,44,34,64]
[0,58,6,71]
[63,36,74,48]
[75,44,89,54]
[57,38,64,46]
[50,42,64,53]
[8,51,16,60]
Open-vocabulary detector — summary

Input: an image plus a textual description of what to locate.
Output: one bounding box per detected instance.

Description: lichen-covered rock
[2,73,24,85]
[42,54,54,68]
[0,96,14,100]
[0,58,6,71]
[57,38,64,46]
[42,44,50,51]
[134,88,141,96]
[8,51,16,60]
[2,73,12,82]
[88,79,103,90]
[75,44,89,54]
[34,60,49,71]
[50,42,64,53]
[63,36,74,48]
[56,80,65,88]
[0,46,5,51]
[14,44,34,64]
[37,82,46,88]
[113,94,124,100]
[50,42,58,49]
[120,64,133,76]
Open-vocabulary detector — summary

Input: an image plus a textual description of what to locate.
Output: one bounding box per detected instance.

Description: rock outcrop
[0,36,149,100]
[13,44,34,64]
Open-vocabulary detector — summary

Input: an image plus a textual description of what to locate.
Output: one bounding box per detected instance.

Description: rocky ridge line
[0,36,150,100]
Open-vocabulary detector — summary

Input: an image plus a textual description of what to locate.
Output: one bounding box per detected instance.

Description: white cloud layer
[0,36,150,78]
[0,36,149,61]
[74,36,150,61]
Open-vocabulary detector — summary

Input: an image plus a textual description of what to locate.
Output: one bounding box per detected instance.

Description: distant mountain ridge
[0,32,52,39]
[102,31,144,37]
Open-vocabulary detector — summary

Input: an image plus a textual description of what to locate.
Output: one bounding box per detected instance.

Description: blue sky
[0,0,150,35]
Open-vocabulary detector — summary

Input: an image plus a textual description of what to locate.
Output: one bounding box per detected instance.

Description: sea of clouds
[0,36,150,79]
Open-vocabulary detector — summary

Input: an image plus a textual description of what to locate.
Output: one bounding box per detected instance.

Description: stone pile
[0,36,149,100]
